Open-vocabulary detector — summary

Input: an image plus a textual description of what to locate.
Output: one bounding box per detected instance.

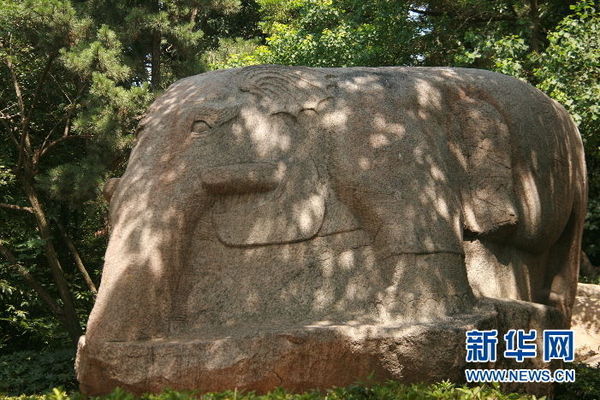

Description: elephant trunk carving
[201,163,283,195]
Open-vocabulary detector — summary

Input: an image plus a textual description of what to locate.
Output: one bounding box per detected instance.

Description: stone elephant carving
[77,65,586,395]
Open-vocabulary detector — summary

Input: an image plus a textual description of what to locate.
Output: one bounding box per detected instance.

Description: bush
[2,367,598,399]
[0,349,77,396]
[555,362,600,400]
[0,381,546,400]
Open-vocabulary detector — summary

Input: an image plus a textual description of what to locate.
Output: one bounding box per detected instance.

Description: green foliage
[0,277,68,351]
[203,37,266,69]
[210,0,418,68]
[0,0,152,204]
[534,0,599,143]
[453,35,530,79]
[555,363,600,400]
[583,197,600,265]
[0,381,549,400]
[0,349,76,396]
[533,0,600,264]
[83,0,250,88]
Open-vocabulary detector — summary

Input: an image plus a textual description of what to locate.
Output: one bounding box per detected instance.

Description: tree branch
[49,72,74,104]
[0,117,19,148]
[190,7,198,24]
[35,84,87,167]
[408,7,517,22]
[0,37,32,170]
[56,222,98,295]
[36,134,93,162]
[0,242,65,318]
[0,203,34,213]
[29,52,58,113]
[1,47,26,123]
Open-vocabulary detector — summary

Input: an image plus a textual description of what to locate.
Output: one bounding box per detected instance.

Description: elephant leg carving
[376,253,475,321]
[334,182,475,320]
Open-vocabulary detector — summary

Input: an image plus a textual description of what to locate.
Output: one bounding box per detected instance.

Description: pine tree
[0,0,262,349]
[0,0,152,346]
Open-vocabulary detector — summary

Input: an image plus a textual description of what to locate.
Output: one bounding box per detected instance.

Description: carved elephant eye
[191,120,212,137]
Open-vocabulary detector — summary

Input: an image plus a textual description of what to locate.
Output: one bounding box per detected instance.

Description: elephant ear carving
[453,96,519,234]
[238,65,333,116]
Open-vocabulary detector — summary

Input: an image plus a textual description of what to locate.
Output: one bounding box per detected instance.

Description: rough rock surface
[76,65,587,395]
[572,283,600,365]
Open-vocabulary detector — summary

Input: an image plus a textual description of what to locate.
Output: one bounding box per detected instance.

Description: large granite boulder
[76,65,587,395]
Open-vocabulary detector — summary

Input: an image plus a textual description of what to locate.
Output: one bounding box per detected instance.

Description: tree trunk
[190,7,198,24]
[150,0,163,90]
[20,167,82,345]
[151,30,161,89]
[529,0,542,52]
